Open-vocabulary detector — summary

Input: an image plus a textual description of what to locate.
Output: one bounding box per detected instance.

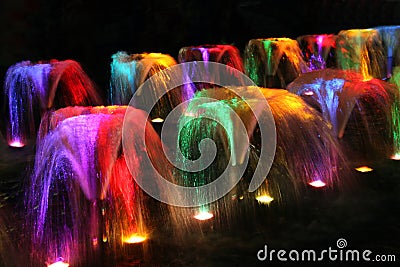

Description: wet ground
[0,132,399,267]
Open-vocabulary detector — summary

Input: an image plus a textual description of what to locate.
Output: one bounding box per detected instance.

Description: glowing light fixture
[47,258,69,267]
[308,179,326,188]
[151,117,164,123]
[122,234,147,244]
[355,166,373,172]
[193,211,213,221]
[256,194,274,204]
[391,153,400,160]
[316,35,324,46]
[8,140,24,148]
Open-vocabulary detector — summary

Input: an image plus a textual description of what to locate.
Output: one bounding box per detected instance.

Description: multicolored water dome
[1,23,400,266]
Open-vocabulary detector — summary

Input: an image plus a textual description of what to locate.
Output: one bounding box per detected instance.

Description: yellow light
[256,195,274,204]
[47,260,69,267]
[193,211,214,221]
[355,166,373,172]
[151,117,164,123]
[122,234,147,244]
[308,179,326,188]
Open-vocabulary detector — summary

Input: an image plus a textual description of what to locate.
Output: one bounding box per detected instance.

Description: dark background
[1,0,400,97]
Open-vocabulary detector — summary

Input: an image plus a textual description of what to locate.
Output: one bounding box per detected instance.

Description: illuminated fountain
[373,26,400,159]
[173,86,346,234]
[109,51,181,120]
[244,38,309,88]
[177,44,245,98]
[24,106,173,266]
[2,59,102,148]
[287,68,398,160]
[296,34,337,71]
[336,28,386,80]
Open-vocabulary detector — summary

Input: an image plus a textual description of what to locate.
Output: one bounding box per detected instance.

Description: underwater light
[8,140,25,148]
[390,153,400,160]
[193,211,214,221]
[123,234,147,244]
[355,166,373,172]
[47,258,69,267]
[151,117,164,123]
[255,194,274,204]
[308,179,326,188]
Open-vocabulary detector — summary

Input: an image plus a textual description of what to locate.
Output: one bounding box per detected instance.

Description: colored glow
[375,26,400,77]
[336,28,383,81]
[193,211,214,221]
[308,179,326,188]
[355,166,373,172]
[297,34,337,70]
[123,234,147,244]
[47,259,69,267]
[245,38,308,88]
[26,108,160,262]
[4,59,102,149]
[151,117,164,123]
[255,194,274,204]
[8,140,25,147]
[390,93,400,160]
[288,72,377,138]
[316,35,324,47]
[391,153,400,160]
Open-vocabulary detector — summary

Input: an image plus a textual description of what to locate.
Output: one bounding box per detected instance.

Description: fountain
[1,22,399,266]
[296,34,337,71]
[178,44,244,71]
[24,105,174,266]
[109,51,181,120]
[244,38,309,88]
[388,66,400,159]
[287,68,398,160]
[2,59,103,148]
[336,28,386,80]
[177,44,245,98]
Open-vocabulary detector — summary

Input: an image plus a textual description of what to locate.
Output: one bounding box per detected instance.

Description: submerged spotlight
[308,179,326,188]
[355,166,373,172]
[151,117,164,123]
[193,211,214,221]
[122,234,147,244]
[255,194,274,204]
